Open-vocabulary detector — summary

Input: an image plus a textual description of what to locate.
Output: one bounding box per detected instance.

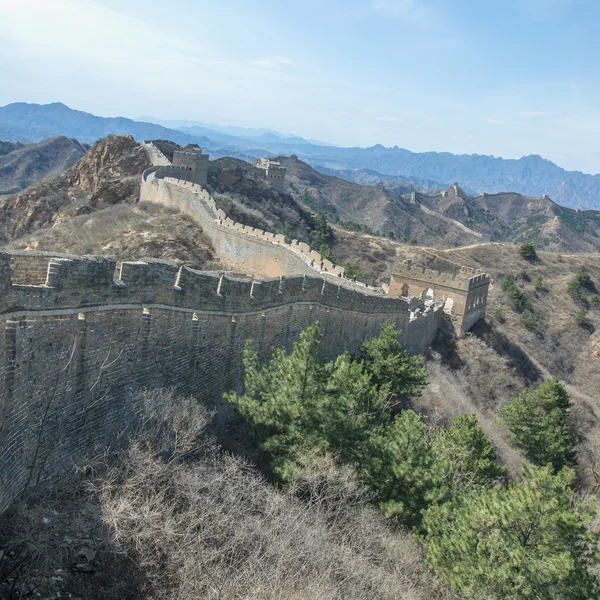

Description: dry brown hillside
[6,203,223,270]
[1,134,223,269]
[279,155,482,247]
[0,135,149,243]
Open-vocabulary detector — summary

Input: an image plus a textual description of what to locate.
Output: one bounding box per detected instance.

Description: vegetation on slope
[225,322,600,599]
[0,390,450,600]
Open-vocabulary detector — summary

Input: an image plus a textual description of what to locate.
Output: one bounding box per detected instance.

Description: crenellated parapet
[141,172,349,280]
[391,260,490,292]
[0,251,418,318]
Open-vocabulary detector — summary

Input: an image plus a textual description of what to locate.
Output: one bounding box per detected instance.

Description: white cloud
[375,116,406,122]
[250,56,295,70]
[464,134,474,139]
[518,110,563,118]
[372,0,431,24]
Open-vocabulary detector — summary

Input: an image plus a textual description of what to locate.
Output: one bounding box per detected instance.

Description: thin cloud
[486,118,513,125]
[372,0,432,24]
[518,110,562,118]
[375,116,406,122]
[250,56,295,70]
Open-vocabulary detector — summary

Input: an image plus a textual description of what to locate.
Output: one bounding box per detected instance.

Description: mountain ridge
[2,102,600,210]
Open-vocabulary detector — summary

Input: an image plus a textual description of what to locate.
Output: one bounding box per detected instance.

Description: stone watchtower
[172,145,209,186]
[254,158,286,191]
[388,260,490,333]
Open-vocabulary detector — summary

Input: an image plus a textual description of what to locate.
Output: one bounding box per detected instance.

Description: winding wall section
[0,250,440,514]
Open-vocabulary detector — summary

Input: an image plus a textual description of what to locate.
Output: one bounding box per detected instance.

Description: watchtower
[172,145,209,186]
[388,260,490,333]
[254,158,286,191]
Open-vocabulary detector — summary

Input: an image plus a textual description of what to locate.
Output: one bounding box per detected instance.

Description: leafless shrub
[89,390,451,600]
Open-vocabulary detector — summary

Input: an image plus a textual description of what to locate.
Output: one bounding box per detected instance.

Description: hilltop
[0,135,221,269]
[2,102,600,209]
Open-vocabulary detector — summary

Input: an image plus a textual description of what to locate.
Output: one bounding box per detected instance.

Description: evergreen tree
[519,242,538,261]
[500,378,577,471]
[359,409,435,523]
[224,323,330,479]
[360,320,429,404]
[423,465,600,600]
[431,413,507,502]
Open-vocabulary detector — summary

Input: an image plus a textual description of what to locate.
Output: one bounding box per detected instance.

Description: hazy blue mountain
[2,102,600,209]
[312,165,446,192]
[137,116,333,146]
[0,102,216,149]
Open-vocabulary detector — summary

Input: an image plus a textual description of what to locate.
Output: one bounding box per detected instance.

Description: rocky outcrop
[0,135,150,243]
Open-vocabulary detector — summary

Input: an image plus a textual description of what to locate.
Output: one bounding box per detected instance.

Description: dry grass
[5,202,224,270]
[0,390,453,600]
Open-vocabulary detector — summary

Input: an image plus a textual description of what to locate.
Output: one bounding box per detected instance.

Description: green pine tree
[360,320,429,404]
[500,378,577,471]
[430,413,507,502]
[423,465,600,600]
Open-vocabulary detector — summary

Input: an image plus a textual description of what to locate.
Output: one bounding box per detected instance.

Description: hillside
[0,134,150,243]
[205,154,483,250]
[0,136,87,195]
[3,102,600,210]
[0,135,223,270]
[409,184,600,253]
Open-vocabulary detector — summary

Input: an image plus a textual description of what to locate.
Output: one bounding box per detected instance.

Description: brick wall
[0,251,441,514]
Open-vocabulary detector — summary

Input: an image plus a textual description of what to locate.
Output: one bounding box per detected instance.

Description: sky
[1,0,600,174]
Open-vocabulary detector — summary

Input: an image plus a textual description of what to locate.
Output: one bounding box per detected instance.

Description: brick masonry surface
[0,251,441,513]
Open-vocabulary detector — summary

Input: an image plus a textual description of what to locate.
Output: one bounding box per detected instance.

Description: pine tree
[359,409,435,523]
[500,378,577,471]
[430,413,507,502]
[423,465,600,600]
[360,320,429,404]
[224,323,330,480]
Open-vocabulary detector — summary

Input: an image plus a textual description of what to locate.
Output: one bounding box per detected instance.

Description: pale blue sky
[1,0,599,173]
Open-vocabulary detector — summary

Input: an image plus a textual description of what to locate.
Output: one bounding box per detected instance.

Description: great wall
[0,141,491,515]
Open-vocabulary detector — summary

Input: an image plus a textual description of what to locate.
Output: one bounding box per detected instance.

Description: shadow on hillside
[429,318,466,369]
[0,480,147,600]
[471,320,541,385]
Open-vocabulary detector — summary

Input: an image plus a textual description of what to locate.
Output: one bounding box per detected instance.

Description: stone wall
[0,251,441,514]
[141,173,349,279]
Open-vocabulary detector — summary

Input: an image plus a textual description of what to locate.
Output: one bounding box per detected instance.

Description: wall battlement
[391,260,490,291]
[142,169,349,280]
[1,251,416,317]
[0,249,441,515]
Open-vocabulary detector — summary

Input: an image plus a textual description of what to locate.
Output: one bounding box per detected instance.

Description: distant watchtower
[254,158,286,191]
[172,145,209,186]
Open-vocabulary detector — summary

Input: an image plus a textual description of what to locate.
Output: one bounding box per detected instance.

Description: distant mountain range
[1,102,600,210]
